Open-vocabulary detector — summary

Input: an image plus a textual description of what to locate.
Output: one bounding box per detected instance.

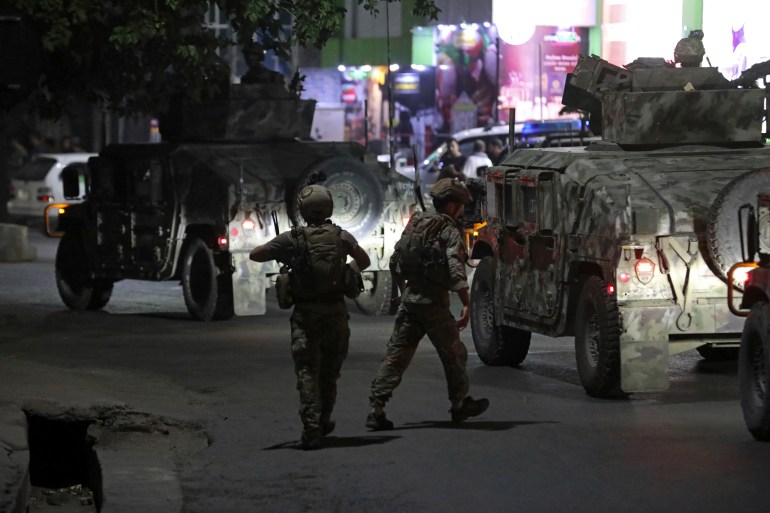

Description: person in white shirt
[461,139,493,179]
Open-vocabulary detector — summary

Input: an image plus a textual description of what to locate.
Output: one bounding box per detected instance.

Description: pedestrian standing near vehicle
[250,184,371,450]
[486,137,505,166]
[366,178,489,430]
[439,138,466,172]
[461,139,493,178]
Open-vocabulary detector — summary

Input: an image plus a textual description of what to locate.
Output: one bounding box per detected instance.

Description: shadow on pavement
[398,419,557,431]
[263,434,401,450]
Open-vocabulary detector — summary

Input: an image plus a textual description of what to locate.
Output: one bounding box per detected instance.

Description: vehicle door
[89,156,132,271]
[499,170,562,322]
[123,157,177,276]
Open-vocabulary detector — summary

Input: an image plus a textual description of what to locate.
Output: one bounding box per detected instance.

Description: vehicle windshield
[12,157,56,181]
[422,143,448,171]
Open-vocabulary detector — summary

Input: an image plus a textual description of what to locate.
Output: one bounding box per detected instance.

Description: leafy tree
[7,0,439,119]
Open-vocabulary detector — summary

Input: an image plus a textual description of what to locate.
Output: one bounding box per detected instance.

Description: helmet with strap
[298,185,333,221]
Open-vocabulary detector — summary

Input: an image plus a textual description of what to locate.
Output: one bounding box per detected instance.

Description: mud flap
[620,333,669,392]
[231,252,267,315]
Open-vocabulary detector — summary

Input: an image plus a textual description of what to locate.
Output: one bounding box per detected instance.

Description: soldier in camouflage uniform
[250,185,370,449]
[366,178,489,430]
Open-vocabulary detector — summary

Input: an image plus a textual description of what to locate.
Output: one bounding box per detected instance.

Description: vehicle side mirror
[61,164,84,199]
[739,203,758,262]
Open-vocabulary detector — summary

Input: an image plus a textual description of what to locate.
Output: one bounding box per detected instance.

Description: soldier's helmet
[674,30,705,67]
[298,184,334,220]
[430,178,472,204]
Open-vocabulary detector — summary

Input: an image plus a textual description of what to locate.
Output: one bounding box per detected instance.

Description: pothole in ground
[24,413,100,512]
[19,404,210,513]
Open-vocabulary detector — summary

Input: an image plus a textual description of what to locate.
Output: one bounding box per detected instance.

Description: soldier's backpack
[289,224,348,302]
[392,211,450,285]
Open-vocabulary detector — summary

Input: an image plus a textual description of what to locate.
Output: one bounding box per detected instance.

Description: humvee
[467,36,770,397]
[51,80,414,320]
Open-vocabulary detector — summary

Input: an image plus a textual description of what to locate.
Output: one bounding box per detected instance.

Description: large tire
[354,270,397,315]
[470,257,531,366]
[739,302,770,441]
[707,169,770,281]
[574,275,624,398]
[181,238,234,321]
[295,157,384,240]
[55,232,112,311]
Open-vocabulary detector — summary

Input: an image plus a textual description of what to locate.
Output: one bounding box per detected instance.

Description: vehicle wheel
[739,302,770,441]
[470,257,531,366]
[56,232,112,311]
[181,238,234,321]
[707,169,770,281]
[696,345,740,362]
[87,279,114,310]
[354,271,397,315]
[295,157,384,240]
[574,275,625,398]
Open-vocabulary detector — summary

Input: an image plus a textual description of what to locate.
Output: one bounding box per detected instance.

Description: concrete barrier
[0,224,36,263]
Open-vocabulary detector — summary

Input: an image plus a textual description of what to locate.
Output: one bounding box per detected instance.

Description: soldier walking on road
[250,185,370,450]
[366,178,489,430]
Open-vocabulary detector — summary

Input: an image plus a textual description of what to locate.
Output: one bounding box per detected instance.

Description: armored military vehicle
[726,193,770,440]
[467,33,770,397]
[51,74,414,321]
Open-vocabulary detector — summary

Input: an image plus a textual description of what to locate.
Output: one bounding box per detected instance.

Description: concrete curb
[91,429,184,513]
[0,224,37,263]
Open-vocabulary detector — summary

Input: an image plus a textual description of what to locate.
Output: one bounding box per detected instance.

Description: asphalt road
[2,229,770,513]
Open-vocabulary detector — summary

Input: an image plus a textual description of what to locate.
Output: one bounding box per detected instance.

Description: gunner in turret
[241,41,286,85]
[674,29,706,67]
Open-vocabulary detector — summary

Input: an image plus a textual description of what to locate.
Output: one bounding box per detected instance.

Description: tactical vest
[289,224,346,302]
[393,212,451,285]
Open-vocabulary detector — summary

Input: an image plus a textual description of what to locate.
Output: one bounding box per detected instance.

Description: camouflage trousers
[369,302,469,409]
[290,302,350,438]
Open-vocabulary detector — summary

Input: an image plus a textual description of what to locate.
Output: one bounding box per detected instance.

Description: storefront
[300,0,598,158]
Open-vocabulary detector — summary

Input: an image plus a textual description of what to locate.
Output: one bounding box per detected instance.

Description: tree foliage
[9,0,439,118]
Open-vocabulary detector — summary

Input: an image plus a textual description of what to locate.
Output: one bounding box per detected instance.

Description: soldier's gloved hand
[456,305,470,331]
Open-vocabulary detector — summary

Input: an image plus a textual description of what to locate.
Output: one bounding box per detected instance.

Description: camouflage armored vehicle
[51,77,414,321]
[467,34,770,397]
[726,193,770,440]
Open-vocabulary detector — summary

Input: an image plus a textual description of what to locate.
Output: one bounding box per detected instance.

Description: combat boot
[297,429,322,450]
[322,420,335,436]
[365,411,394,431]
[450,396,489,423]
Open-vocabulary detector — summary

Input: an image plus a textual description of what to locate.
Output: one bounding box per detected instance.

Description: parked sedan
[7,153,95,220]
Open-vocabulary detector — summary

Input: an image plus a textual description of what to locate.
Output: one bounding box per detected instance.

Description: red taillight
[242,218,256,231]
[607,283,615,295]
[618,271,631,283]
[635,258,655,284]
[217,236,228,248]
[37,195,54,203]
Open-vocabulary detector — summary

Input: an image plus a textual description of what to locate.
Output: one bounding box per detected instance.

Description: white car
[8,153,96,220]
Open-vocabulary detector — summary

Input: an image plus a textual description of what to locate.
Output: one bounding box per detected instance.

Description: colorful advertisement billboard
[498,27,582,122]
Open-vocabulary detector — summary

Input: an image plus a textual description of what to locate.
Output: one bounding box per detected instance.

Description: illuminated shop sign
[394,73,419,94]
